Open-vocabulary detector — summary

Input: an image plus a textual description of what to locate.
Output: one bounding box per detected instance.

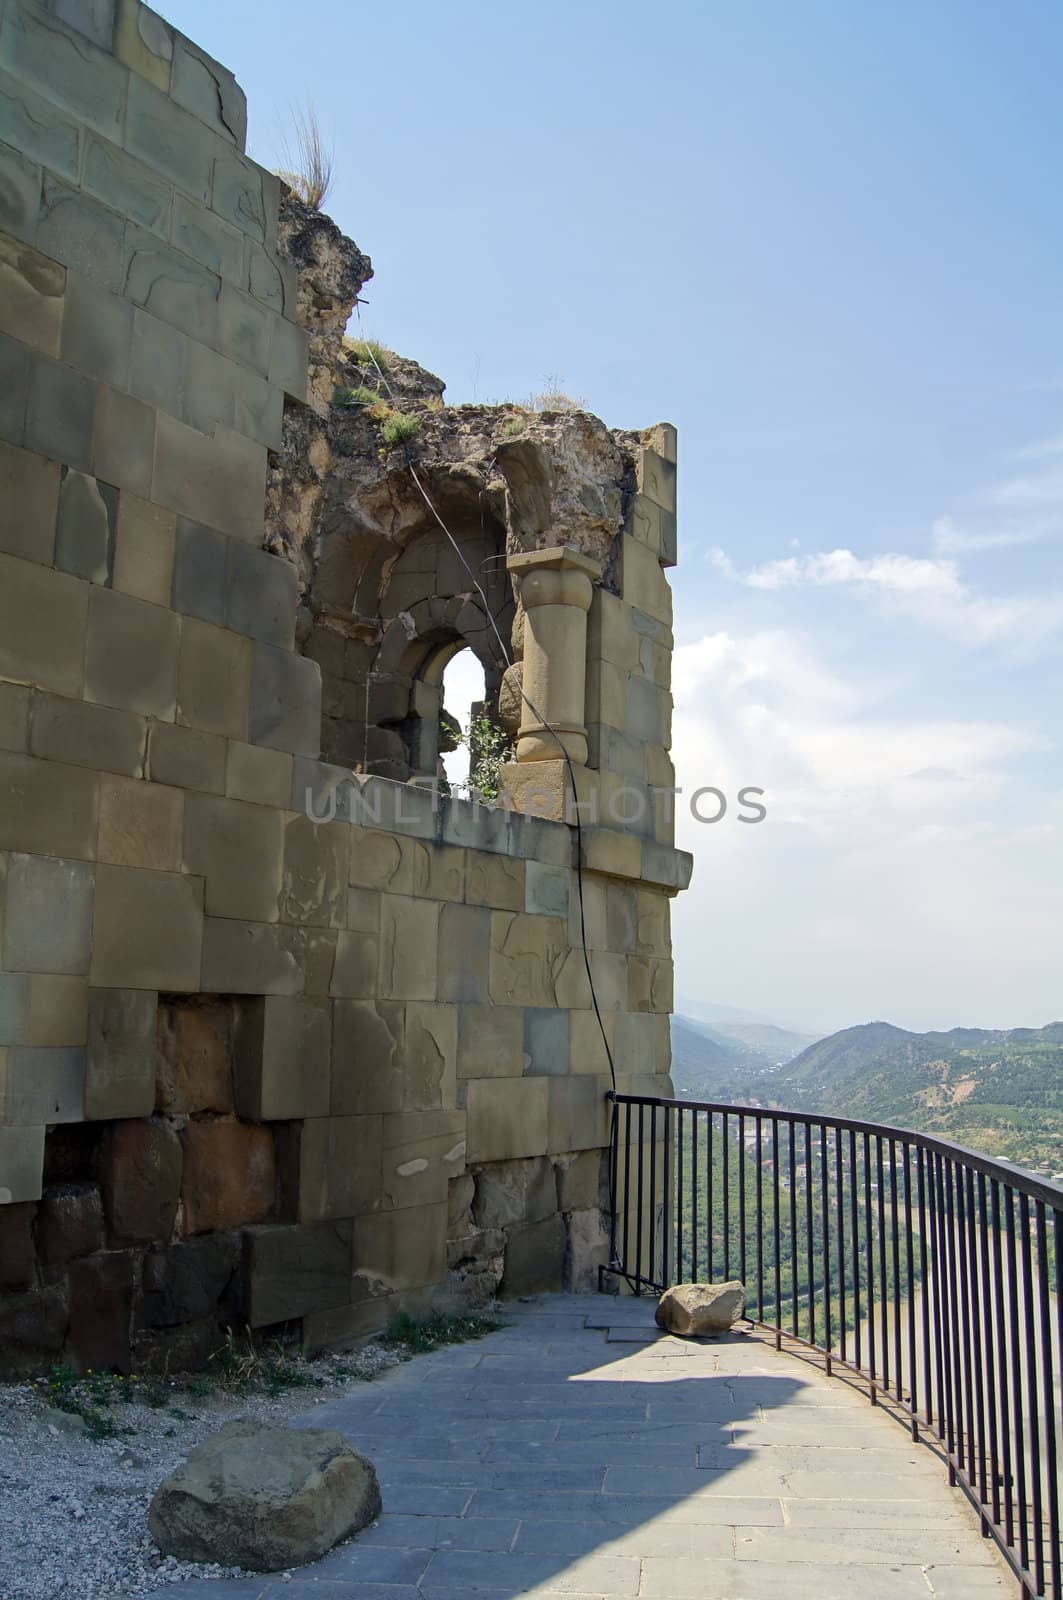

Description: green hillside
[770,1021,1063,1175]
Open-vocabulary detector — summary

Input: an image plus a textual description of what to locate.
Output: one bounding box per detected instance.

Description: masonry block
[0,751,99,859]
[172,193,243,283]
[402,1002,457,1110]
[268,313,308,402]
[53,467,118,585]
[2,853,94,975]
[211,147,267,240]
[290,1114,382,1223]
[225,540,298,647]
[97,774,182,869]
[129,304,187,412]
[379,895,438,1000]
[466,849,524,911]
[36,178,124,296]
[0,973,86,1048]
[0,440,59,565]
[154,414,266,544]
[437,902,490,1003]
[226,740,292,809]
[621,534,672,625]
[125,233,220,347]
[547,1074,609,1153]
[183,792,283,922]
[90,864,204,991]
[0,143,40,265]
[66,1250,134,1374]
[0,66,81,182]
[524,860,570,918]
[353,1201,446,1294]
[200,917,302,995]
[456,1003,523,1080]
[0,553,89,696]
[156,995,233,1115]
[112,0,173,92]
[170,35,246,147]
[379,1121,465,1213]
[0,330,30,445]
[146,721,226,793]
[0,1199,37,1286]
[0,684,28,752]
[0,1123,45,1202]
[501,1213,567,1297]
[0,1046,84,1123]
[85,586,179,719]
[176,617,251,739]
[0,5,126,143]
[249,643,321,756]
[86,134,172,239]
[171,516,226,622]
[466,1077,549,1163]
[234,995,331,1122]
[489,912,567,1006]
[97,1117,181,1243]
[348,828,419,893]
[331,999,404,1115]
[181,1118,275,1234]
[245,1219,353,1327]
[85,987,157,1119]
[0,231,64,356]
[93,384,155,498]
[30,693,145,778]
[124,72,214,205]
[280,812,349,928]
[523,1006,569,1076]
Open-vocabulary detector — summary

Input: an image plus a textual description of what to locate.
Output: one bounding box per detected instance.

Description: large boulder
[148,1421,381,1571]
[656,1281,746,1337]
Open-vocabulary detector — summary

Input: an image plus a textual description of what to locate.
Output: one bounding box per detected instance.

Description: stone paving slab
[135,1293,1010,1599]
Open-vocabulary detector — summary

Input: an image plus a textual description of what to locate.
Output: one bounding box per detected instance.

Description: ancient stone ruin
[0,0,690,1372]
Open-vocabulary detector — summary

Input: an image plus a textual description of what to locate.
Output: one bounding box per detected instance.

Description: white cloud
[714,545,1063,648]
[669,626,1063,1032]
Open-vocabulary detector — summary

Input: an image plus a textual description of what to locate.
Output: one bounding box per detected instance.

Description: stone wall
[0,0,691,1374]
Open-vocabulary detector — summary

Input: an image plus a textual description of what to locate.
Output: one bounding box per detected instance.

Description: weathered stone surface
[0,1283,66,1374]
[140,1232,241,1330]
[66,1251,134,1372]
[234,995,330,1121]
[500,1214,567,1297]
[655,1280,747,1337]
[85,987,157,1119]
[0,1201,36,1288]
[245,1220,352,1327]
[90,864,204,992]
[148,1420,380,1571]
[98,1118,182,1245]
[0,1123,45,1204]
[565,1205,609,1290]
[180,1119,275,1235]
[157,998,234,1115]
[472,1156,556,1232]
[38,1183,104,1265]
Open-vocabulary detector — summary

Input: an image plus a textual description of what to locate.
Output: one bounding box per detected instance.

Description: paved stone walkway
[149,1294,1010,1600]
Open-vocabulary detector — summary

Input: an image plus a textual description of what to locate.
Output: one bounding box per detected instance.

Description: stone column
[507,547,601,767]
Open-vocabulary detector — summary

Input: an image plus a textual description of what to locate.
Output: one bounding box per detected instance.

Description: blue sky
[170,0,1063,1034]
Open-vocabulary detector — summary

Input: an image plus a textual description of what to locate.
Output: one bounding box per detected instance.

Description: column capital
[507,546,602,613]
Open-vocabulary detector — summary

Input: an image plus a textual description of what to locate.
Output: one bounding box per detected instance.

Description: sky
[170,0,1063,1035]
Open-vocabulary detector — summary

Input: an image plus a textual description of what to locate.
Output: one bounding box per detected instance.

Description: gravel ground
[0,1345,405,1600]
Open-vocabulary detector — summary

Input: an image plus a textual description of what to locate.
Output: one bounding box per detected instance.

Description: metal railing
[605,1091,1063,1599]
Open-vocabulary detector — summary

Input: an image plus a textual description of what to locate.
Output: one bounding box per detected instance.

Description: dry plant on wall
[276,103,334,210]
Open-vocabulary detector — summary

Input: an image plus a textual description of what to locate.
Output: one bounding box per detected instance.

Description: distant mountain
[768,1022,1058,1176]
[670,1014,1063,1177]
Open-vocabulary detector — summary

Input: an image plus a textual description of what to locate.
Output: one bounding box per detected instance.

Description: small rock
[655,1280,747,1337]
[148,1419,381,1571]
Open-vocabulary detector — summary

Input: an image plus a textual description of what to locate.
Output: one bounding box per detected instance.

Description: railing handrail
[607,1087,1063,1599]
[607,1090,1063,1212]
